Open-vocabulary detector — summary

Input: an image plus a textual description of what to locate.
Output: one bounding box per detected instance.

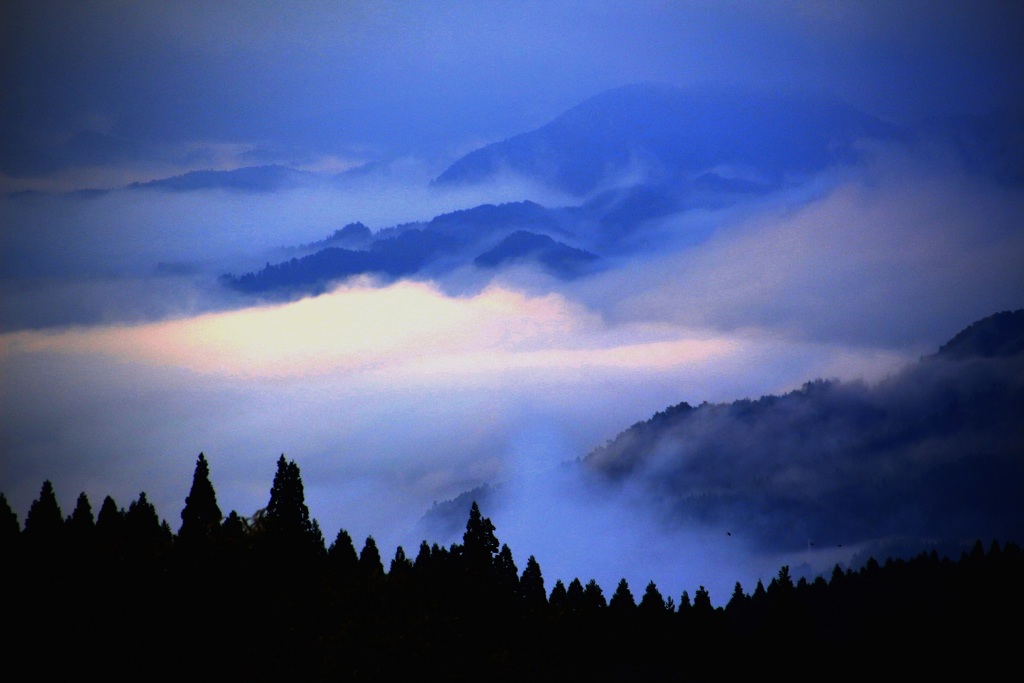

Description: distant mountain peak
[433,83,903,196]
[129,164,314,193]
[474,230,598,279]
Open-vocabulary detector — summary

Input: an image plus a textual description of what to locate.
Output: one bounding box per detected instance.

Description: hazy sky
[2,0,1023,605]
[3,0,1023,189]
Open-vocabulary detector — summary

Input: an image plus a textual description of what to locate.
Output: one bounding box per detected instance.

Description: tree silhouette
[583,579,607,610]
[220,510,250,557]
[638,580,667,613]
[549,579,567,610]
[462,501,499,578]
[178,453,223,547]
[125,492,170,556]
[390,545,413,574]
[610,578,636,611]
[494,543,519,596]
[693,585,714,614]
[0,493,19,552]
[66,492,94,540]
[328,528,359,582]
[95,495,124,555]
[358,535,384,583]
[262,455,320,560]
[520,555,547,610]
[24,480,63,549]
[565,577,585,612]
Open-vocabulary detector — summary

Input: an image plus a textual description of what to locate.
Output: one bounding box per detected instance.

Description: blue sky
[2,0,1023,605]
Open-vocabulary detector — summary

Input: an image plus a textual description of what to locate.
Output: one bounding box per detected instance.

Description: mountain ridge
[419,308,1024,564]
[433,83,904,196]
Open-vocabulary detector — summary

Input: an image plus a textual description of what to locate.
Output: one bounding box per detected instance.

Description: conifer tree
[610,578,637,611]
[583,579,607,610]
[328,528,359,581]
[520,555,547,609]
[566,578,585,612]
[309,519,326,558]
[678,590,692,615]
[0,492,20,551]
[179,453,223,546]
[24,480,63,550]
[125,492,169,554]
[462,501,499,577]
[390,545,413,577]
[263,455,319,558]
[638,580,666,613]
[726,582,747,610]
[95,495,124,553]
[66,492,95,553]
[693,586,714,615]
[220,510,249,552]
[549,579,568,609]
[751,578,768,607]
[67,492,94,529]
[494,543,519,595]
[414,540,432,570]
[266,456,311,534]
[358,535,384,583]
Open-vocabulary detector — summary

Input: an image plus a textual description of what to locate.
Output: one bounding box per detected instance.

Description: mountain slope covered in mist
[219,200,600,295]
[583,309,1024,557]
[433,83,903,195]
[422,310,1024,563]
[217,84,902,299]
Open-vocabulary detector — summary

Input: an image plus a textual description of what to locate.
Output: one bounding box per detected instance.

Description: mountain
[220,200,602,295]
[223,85,896,298]
[433,83,903,196]
[474,231,599,279]
[934,309,1024,359]
[129,165,317,193]
[421,309,1024,561]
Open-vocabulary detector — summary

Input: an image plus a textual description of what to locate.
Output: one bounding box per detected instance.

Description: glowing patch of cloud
[1,279,737,381]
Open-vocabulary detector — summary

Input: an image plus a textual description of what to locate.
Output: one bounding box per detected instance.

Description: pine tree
[67,492,94,529]
[494,543,519,595]
[24,480,64,551]
[66,492,95,553]
[693,585,713,613]
[638,580,666,613]
[309,519,326,558]
[125,492,169,555]
[549,579,568,609]
[566,578,585,612]
[583,579,607,610]
[390,545,413,578]
[678,590,692,621]
[0,492,20,552]
[263,455,318,558]
[220,510,250,556]
[462,501,499,578]
[95,495,125,554]
[358,535,384,583]
[328,528,359,582]
[610,578,636,611]
[178,453,222,546]
[520,555,547,609]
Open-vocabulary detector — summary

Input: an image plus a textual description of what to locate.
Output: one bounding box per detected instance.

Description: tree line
[5,453,1020,680]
